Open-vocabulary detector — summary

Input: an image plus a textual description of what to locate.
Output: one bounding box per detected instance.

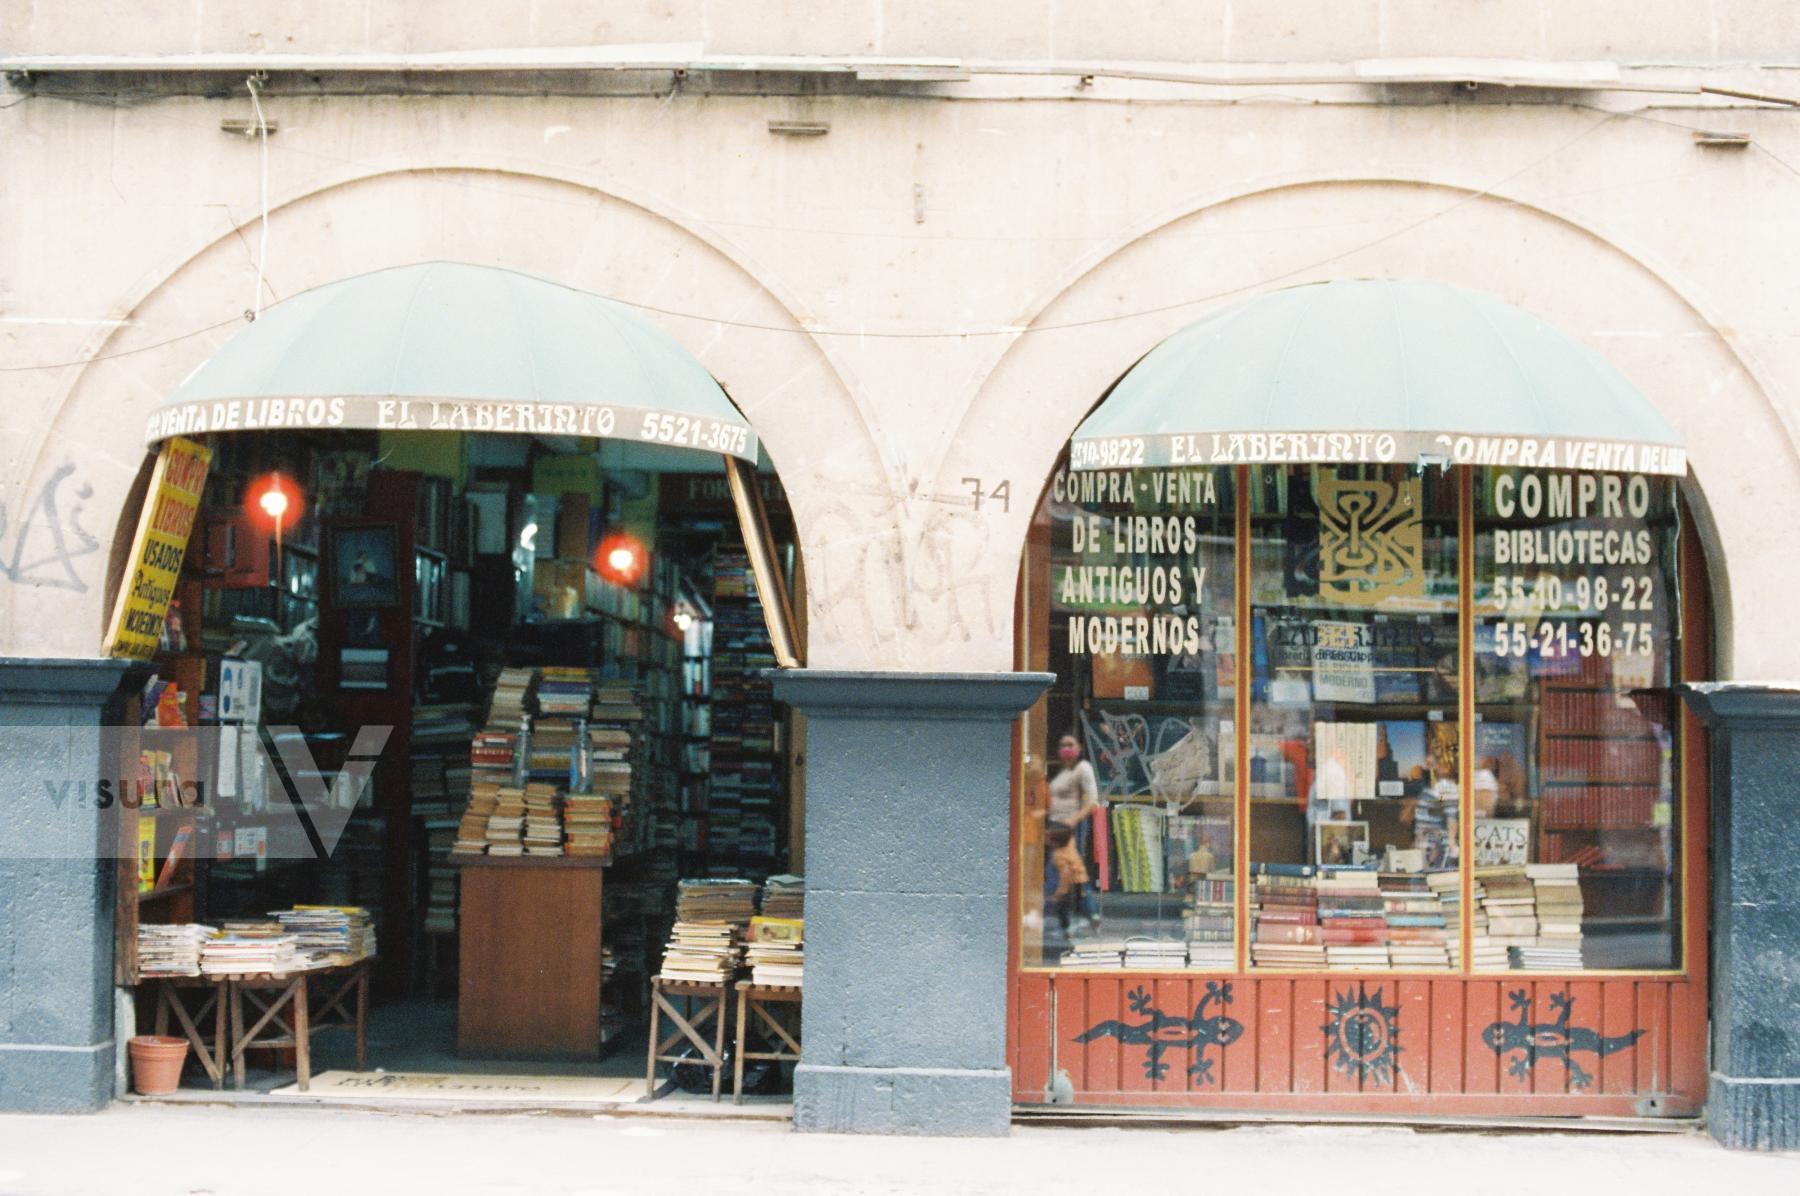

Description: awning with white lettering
[144,261,758,463]
[1069,279,1687,476]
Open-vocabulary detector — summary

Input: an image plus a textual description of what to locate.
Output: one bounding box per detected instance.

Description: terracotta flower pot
[128,1035,189,1095]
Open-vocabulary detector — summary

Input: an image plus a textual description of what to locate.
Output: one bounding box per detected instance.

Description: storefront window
[1022,461,1690,977]
[1471,468,1681,970]
[1023,464,1236,969]
[1246,465,1461,971]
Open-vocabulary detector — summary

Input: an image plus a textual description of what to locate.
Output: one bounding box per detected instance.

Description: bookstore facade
[1008,281,1713,1120]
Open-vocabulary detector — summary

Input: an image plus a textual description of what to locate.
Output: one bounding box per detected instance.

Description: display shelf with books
[706,548,783,877]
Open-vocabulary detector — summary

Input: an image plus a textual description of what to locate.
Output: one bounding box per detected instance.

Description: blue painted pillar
[1680,684,1800,1150]
[0,658,134,1111]
[771,670,1051,1137]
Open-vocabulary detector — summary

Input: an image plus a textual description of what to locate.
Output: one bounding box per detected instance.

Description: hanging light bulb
[594,531,648,586]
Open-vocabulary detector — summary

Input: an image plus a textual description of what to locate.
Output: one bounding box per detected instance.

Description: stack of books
[485,786,526,856]
[745,915,804,986]
[528,720,581,784]
[1519,863,1585,969]
[1184,874,1235,968]
[760,874,805,920]
[522,782,562,855]
[1380,873,1452,969]
[1477,865,1539,959]
[469,730,516,784]
[1467,873,1507,968]
[1058,942,1125,969]
[534,667,594,717]
[487,667,533,729]
[1428,871,1465,967]
[1250,865,1325,969]
[658,922,741,983]
[138,923,215,977]
[201,922,299,975]
[675,877,759,923]
[1123,939,1188,970]
[452,781,499,855]
[563,794,613,859]
[1318,870,1390,970]
[270,906,376,967]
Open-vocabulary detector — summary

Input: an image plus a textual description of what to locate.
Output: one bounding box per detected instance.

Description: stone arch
[7,160,881,664]
[952,176,1793,678]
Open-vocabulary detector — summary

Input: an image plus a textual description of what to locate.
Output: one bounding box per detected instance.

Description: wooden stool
[733,981,801,1106]
[645,978,730,1101]
[151,977,229,1090]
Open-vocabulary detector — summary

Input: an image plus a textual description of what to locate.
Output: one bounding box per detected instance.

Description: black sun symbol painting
[1324,987,1403,1084]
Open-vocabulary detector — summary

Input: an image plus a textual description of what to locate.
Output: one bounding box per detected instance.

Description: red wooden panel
[1049,975,1090,1097]
[1637,981,1670,1096]
[1155,977,1189,1097]
[1564,980,1606,1095]
[1669,980,1704,1109]
[1220,976,1258,1094]
[1114,977,1158,1098]
[1429,979,1464,1093]
[1083,977,1123,1096]
[1393,980,1433,1096]
[1014,974,1052,1099]
[1291,980,1328,1096]
[1255,977,1292,1094]
[1531,981,1572,1095]
[1463,981,1500,1094]
[1496,981,1537,1098]
[1324,980,1362,1094]
[1599,980,1639,1095]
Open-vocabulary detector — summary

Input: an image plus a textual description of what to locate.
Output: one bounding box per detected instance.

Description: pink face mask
[1058,746,1080,764]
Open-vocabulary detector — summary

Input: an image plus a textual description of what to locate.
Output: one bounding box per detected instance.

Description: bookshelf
[706,547,783,877]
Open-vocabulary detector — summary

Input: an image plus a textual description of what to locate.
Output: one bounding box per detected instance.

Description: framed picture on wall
[1314,819,1370,868]
[330,522,401,607]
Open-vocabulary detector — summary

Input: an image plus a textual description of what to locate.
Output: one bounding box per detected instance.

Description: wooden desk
[454,855,605,1057]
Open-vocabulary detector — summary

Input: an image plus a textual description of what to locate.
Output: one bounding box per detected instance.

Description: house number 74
[962,477,1011,512]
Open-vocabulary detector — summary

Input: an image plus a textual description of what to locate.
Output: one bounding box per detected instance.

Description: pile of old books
[564,793,613,859]
[487,666,533,729]
[138,923,215,977]
[1381,873,1452,969]
[745,915,804,987]
[1123,938,1187,970]
[1058,942,1125,969]
[271,906,376,967]
[1430,871,1466,967]
[760,874,804,920]
[485,786,526,856]
[1184,874,1234,969]
[1467,872,1507,968]
[534,667,594,717]
[658,922,741,983]
[469,729,516,784]
[522,782,563,855]
[452,781,500,855]
[1518,863,1585,969]
[1477,865,1539,963]
[200,922,299,975]
[657,878,759,984]
[1318,870,1390,970]
[1250,865,1325,969]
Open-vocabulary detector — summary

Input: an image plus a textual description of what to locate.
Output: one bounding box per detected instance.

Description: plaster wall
[2,73,1798,676]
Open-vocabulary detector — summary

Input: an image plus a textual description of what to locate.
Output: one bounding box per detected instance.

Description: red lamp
[594,531,648,586]
[247,472,303,533]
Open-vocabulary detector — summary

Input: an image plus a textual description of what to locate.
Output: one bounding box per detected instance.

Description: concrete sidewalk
[0,1105,1796,1196]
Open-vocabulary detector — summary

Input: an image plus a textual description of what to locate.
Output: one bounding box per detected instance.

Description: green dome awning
[1071,279,1686,476]
[145,261,758,462]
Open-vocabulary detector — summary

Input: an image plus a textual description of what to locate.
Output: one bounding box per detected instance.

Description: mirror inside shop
[126,429,805,1100]
[1022,461,1685,975]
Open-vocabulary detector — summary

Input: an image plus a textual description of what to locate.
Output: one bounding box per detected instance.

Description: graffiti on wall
[1482,989,1646,1088]
[0,464,99,592]
[1075,982,1243,1084]
[1324,986,1403,1084]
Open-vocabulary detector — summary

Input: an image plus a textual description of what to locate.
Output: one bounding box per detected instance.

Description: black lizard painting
[1481,989,1646,1088]
[1075,981,1244,1083]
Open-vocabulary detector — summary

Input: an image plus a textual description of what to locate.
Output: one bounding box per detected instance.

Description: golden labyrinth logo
[1318,474,1423,603]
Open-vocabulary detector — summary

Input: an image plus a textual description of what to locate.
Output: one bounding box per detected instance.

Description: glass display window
[1019,461,1694,979]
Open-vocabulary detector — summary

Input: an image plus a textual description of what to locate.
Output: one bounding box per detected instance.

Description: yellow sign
[103,437,213,660]
[1318,472,1423,604]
